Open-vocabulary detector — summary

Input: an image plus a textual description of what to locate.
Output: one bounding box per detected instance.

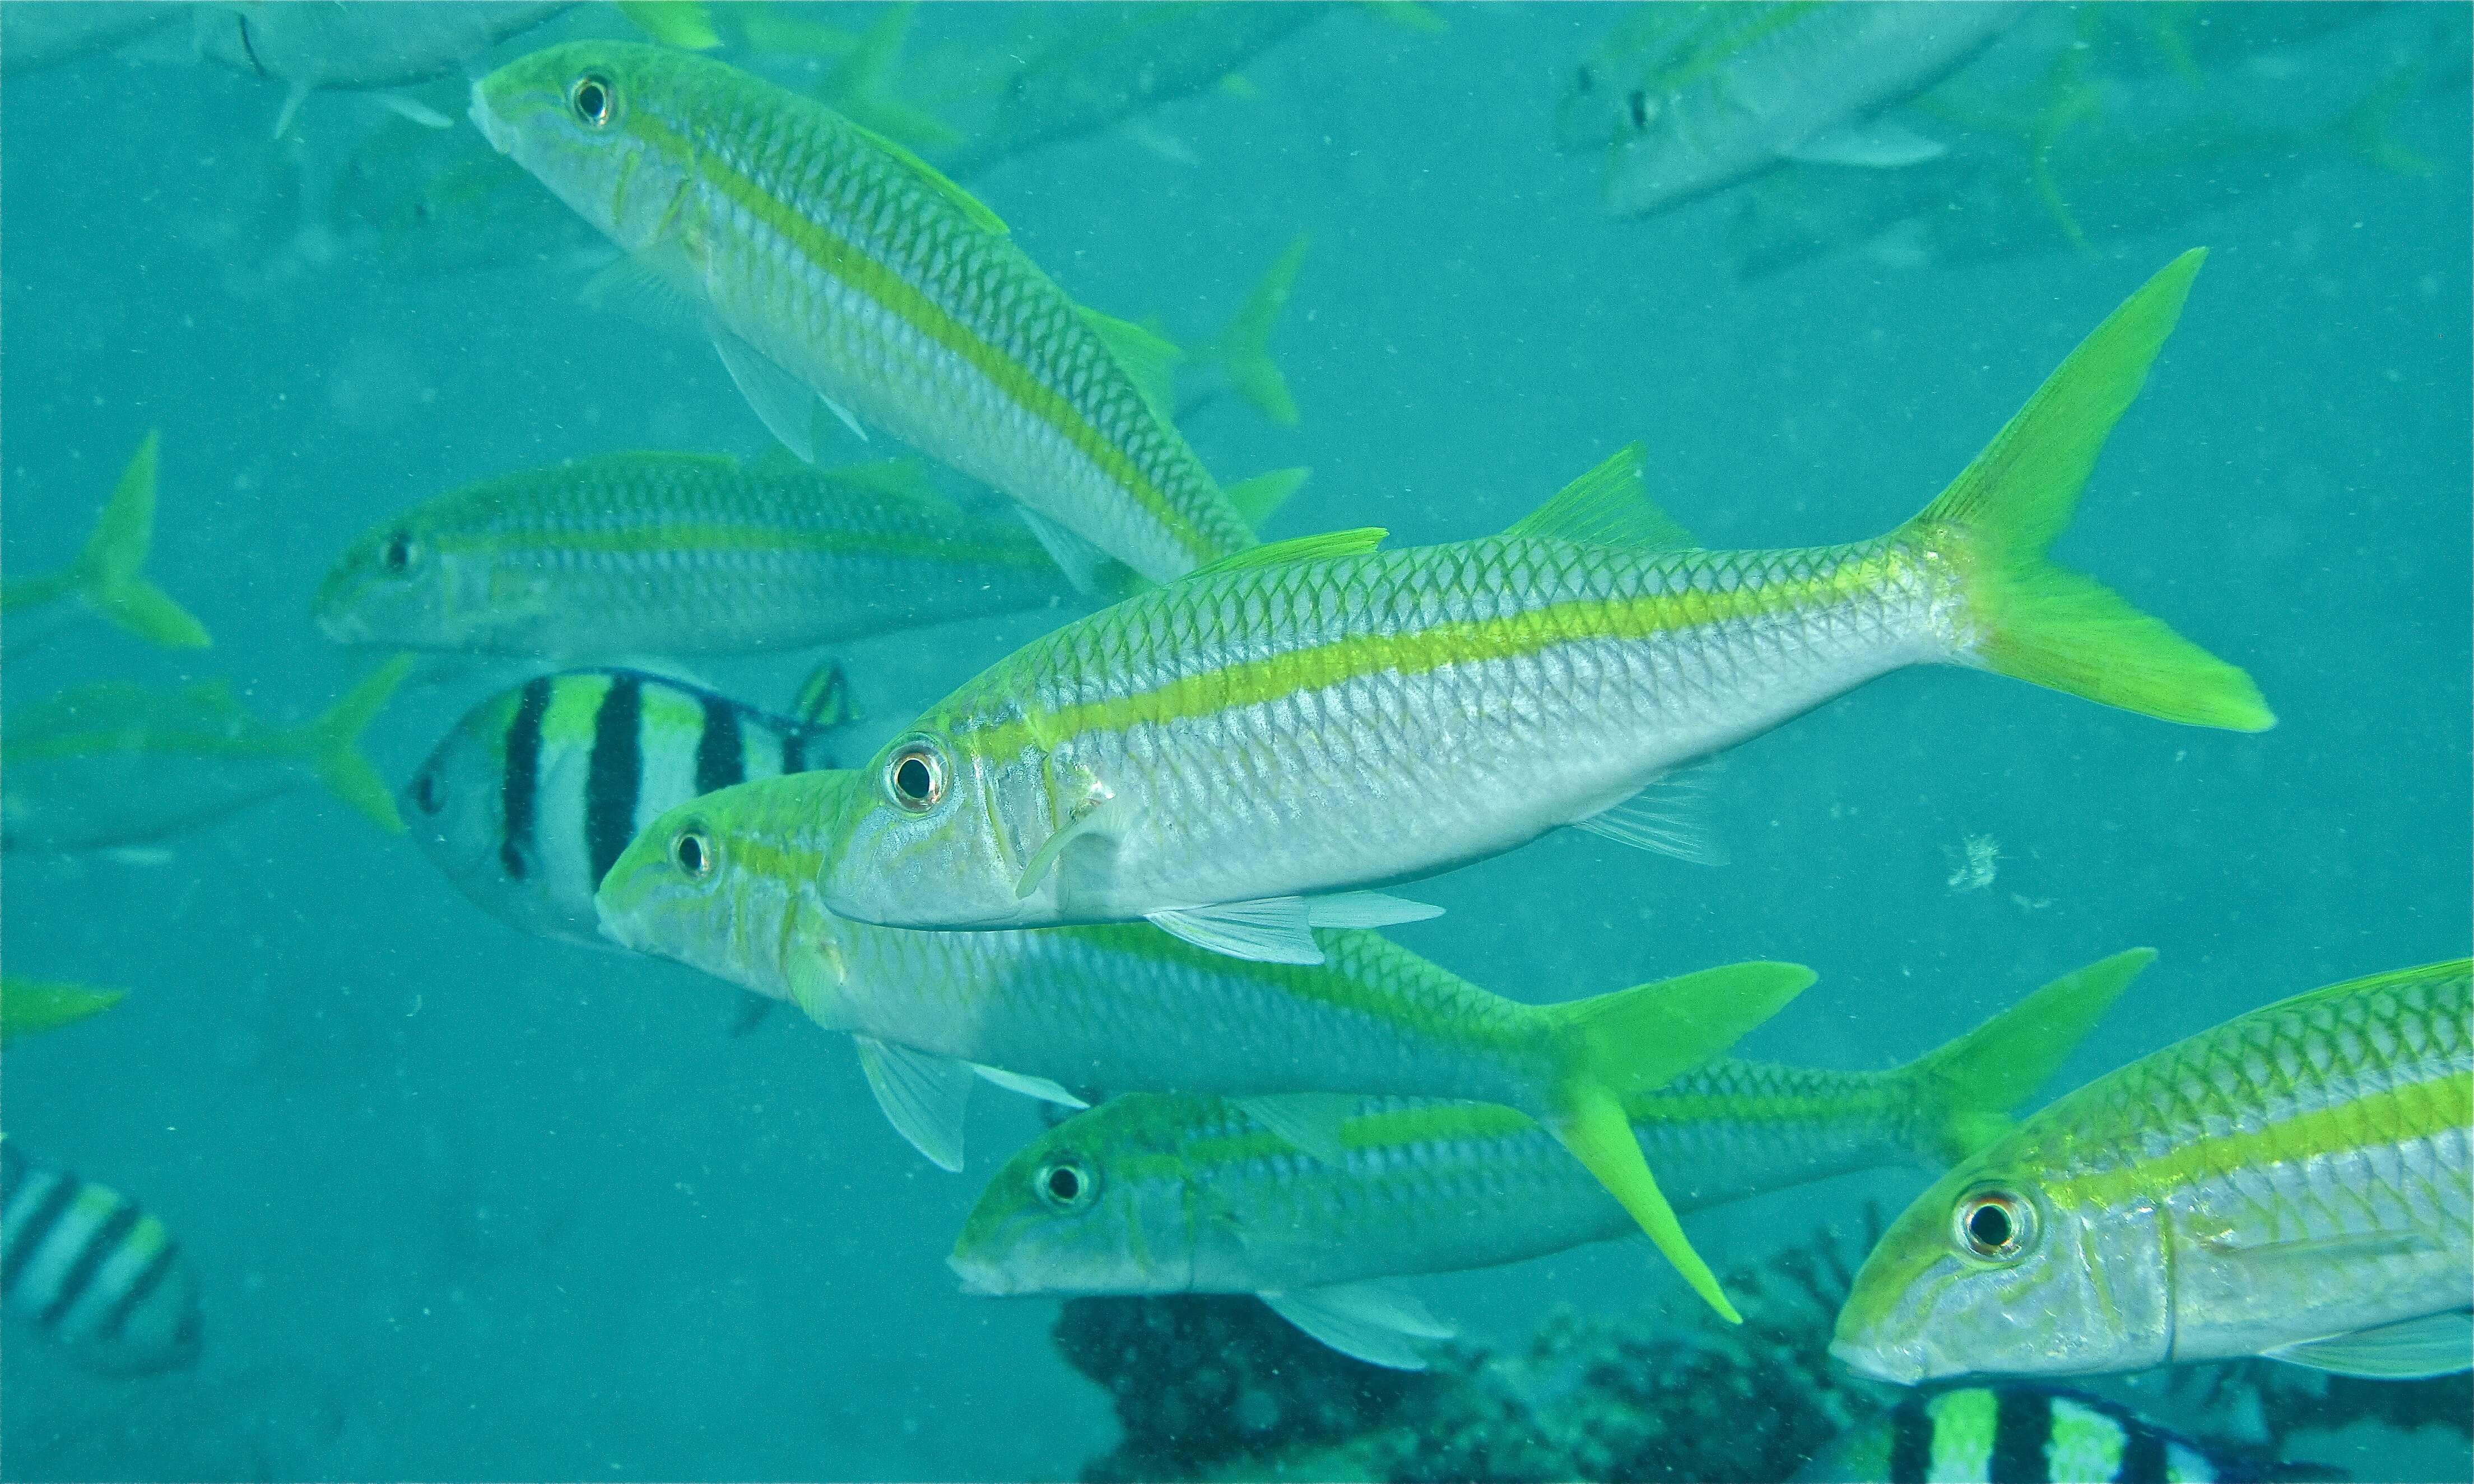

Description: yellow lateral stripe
[438,523,1047,567]
[2053,1069,2474,1211]
[999,545,1916,751]
[630,109,1207,559]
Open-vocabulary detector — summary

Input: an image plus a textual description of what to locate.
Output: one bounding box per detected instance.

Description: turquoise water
[2,4,2467,1480]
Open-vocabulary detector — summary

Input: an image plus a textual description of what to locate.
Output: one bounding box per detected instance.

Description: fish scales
[473,44,1253,584]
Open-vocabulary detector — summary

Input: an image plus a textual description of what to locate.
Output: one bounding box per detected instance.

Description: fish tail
[304,655,416,833]
[1894,948,2154,1164]
[1209,234,1309,429]
[58,432,213,649]
[1901,250,2273,732]
[1537,960,1817,1324]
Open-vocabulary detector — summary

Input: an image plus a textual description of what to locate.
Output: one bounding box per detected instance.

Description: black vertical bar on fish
[1887,1393,1932,1484]
[585,675,645,887]
[1,1173,80,1301]
[95,1235,179,1339]
[780,728,805,775]
[500,678,553,881]
[1991,1389,2054,1484]
[2118,1416,2169,1484]
[36,1200,137,1328]
[695,695,746,797]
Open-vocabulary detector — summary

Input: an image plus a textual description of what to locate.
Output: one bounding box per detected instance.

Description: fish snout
[946,1253,1014,1298]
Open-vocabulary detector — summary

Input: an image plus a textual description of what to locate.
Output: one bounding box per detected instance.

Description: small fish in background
[0,656,413,853]
[944,951,2146,1369]
[1834,958,2473,1385]
[314,452,1086,660]
[813,253,2271,968]
[1,1141,202,1376]
[598,767,1815,1323]
[1565,2,2024,220]
[0,2,184,78]
[469,42,1264,589]
[0,979,129,1046]
[1170,233,1312,431]
[2,432,211,655]
[1794,1385,2328,1483]
[192,1,576,136]
[403,663,855,951]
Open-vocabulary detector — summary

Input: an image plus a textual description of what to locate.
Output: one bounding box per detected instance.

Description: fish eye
[1035,1158,1097,1212]
[1627,91,1653,129]
[671,825,717,880]
[410,770,441,816]
[1953,1187,2037,1264]
[1573,64,1594,95]
[380,530,417,574]
[884,737,949,813]
[569,72,615,128]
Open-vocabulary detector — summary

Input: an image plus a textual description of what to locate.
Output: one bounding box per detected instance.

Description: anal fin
[2267,1309,2471,1380]
[1570,763,1727,864]
[1016,508,1110,595]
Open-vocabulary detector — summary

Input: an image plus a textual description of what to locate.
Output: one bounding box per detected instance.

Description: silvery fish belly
[1834,959,2473,1385]
[469,42,1255,587]
[405,667,844,949]
[315,452,1074,658]
[820,253,2272,964]
[1601,2,2022,219]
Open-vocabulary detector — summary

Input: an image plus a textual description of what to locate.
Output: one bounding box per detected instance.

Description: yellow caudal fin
[1537,960,1817,1323]
[2,433,211,648]
[302,655,416,833]
[1895,948,2154,1164]
[1205,234,1310,427]
[1903,251,2272,732]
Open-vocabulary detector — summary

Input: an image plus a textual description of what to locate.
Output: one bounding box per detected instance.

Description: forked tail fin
[303,655,416,832]
[1538,960,1817,1323]
[1901,250,2272,732]
[2,432,211,649]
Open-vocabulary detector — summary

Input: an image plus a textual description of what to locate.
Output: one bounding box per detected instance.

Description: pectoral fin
[710,327,862,461]
[853,1036,973,1172]
[1015,796,1131,900]
[2267,1310,2472,1380]
[1147,891,1441,965]
[1779,117,1946,169]
[1258,1282,1454,1371]
[1236,1093,1364,1164]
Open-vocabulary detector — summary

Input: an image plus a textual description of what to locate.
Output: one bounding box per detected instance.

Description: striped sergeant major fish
[403,663,853,950]
[1,1141,201,1375]
[1795,1386,2318,1483]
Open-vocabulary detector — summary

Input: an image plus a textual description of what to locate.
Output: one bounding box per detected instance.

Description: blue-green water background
[3,4,2468,1478]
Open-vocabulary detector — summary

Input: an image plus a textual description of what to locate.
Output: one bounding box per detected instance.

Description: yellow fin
[617,2,721,50]
[1,979,128,1045]
[1188,528,1386,578]
[1226,467,1311,534]
[1508,443,1696,548]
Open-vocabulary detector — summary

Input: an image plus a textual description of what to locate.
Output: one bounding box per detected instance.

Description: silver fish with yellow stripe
[817,253,2270,966]
[471,41,1260,587]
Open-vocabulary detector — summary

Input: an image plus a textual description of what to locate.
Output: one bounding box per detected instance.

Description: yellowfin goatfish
[406,664,852,948]
[1,657,413,852]
[469,43,1262,587]
[315,452,1075,658]
[196,2,573,135]
[3,432,210,652]
[1834,958,2473,1384]
[1794,1386,2299,1484]
[1,979,128,1045]
[1,1141,202,1375]
[817,252,2271,966]
[1564,2,2022,218]
[946,951,2146,1369]
[598,770,1813,1322]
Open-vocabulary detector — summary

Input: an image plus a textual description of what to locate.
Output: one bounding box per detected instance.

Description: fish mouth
[1827,1336,1924,1386]
[946,1253,1014,1297]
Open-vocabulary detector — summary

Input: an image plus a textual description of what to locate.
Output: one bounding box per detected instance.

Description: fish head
[819,711,1052,931]
[399,691,596,945]
[948,1097,1198,1298]
[469,41,710,257]
[1831,1154,2171,1384]
[596,773,847,995]
[315,509,458,647]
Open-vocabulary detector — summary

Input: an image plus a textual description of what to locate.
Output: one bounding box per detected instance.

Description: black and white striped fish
[1,1140,201,1375]
[1798,1386,2313,1483]
[402,664,853,950]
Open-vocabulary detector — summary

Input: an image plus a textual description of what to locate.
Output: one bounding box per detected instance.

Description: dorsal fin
[789,660,858,731]
[1188,527,1387,579]
[847,117,1008,236]
[1506,443,1697,549]
[1078,307,1183,424]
